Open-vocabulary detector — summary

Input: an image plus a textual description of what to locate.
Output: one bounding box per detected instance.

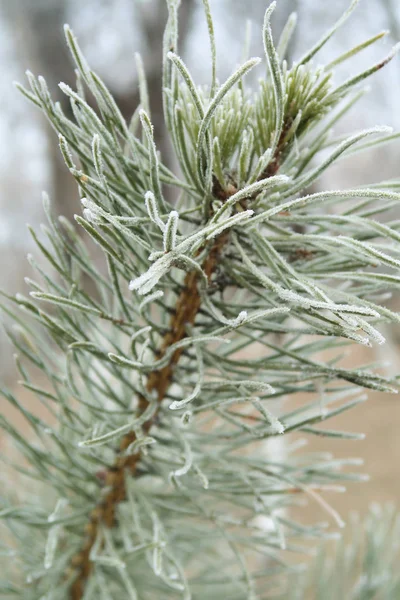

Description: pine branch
[2,2,400,599]
[284,505,400,599]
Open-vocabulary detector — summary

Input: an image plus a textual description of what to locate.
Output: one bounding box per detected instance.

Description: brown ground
[289,387,400,529]
[289,339,400,530]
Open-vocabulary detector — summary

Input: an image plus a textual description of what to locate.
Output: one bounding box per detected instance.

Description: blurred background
[1,0,400,523]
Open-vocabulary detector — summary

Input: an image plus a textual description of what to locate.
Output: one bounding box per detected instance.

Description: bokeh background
[1,0,400,527]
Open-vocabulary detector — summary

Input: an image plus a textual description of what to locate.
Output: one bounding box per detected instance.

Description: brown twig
[68,196,233,599]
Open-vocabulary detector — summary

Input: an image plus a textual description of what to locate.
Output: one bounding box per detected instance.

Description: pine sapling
[1,1,400,599]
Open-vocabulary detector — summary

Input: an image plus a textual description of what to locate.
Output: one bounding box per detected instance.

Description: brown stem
[69,227,230,599]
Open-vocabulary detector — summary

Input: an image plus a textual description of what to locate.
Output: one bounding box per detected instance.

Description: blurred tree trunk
[1,0,194,220]
[2,0,78,221]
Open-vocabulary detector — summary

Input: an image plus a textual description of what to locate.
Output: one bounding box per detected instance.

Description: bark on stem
[69,222,230,599]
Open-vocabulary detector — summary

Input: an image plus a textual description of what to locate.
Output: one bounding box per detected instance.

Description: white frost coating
[203,295,248,327]
[139,290,164,311]
[170,437,193,479]
[252,398,285,434]
[144,190,165,231]
[163,210,179,252]
[169,347,203,410]
[129,253,176,295]
[82,208,98,223]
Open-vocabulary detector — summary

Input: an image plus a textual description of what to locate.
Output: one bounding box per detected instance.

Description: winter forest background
[1,0,400,526]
